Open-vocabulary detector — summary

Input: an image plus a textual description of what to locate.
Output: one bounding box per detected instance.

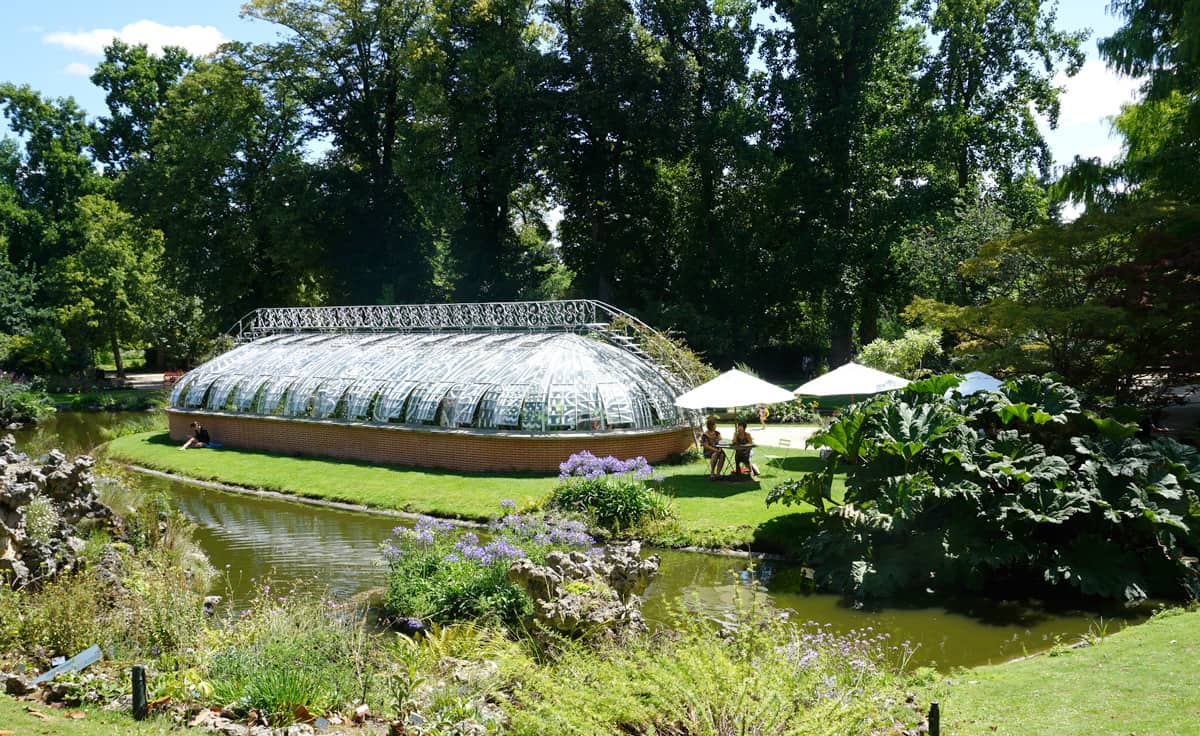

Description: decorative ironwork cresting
[229,300,606,339]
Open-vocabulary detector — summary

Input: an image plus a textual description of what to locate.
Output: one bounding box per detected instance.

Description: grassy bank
[936,608,1200,735]
[48,389,165,412]
[0,696,186,735]
[104,431,840,553]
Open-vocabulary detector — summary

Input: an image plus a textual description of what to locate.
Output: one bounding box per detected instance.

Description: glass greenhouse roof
[169,331,683,432]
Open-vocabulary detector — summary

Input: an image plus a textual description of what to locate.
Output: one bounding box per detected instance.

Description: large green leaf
[1087,412,1139,441]
[998,375,1082,423]
[904,374,962,396]
[1002,486,1091,524]
[806,408,869,462]
[872,402,963,465]
[766,471,835,511]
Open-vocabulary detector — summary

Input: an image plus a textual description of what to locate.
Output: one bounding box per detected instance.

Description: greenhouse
[166,301,697,472]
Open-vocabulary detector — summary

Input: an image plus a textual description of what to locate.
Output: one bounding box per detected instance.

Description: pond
[14,411,1150,670]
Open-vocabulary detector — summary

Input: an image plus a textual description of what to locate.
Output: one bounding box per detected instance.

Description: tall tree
[0,85,102,266]
[762,0,925,363]
[52,194,164,376]
[916,0,1085,192]
[90,40,195,174]
[415,0,562,299]
[634,0,769,358]
[542,0,680,304]
[138,52,327,327]
[243,0,436,303]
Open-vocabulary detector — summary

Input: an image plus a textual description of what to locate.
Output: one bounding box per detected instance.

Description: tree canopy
[5,0,1196,406]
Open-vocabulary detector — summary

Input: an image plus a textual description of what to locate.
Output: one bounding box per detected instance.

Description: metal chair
[764,438,792,470]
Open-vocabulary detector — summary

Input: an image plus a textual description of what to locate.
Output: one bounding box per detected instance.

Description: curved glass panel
[169,331,683,433]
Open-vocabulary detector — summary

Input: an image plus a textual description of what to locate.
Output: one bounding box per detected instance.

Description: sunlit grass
[104,431,841,554]
[935,608,1200,735]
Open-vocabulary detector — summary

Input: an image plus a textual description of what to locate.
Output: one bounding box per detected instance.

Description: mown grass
[935,608,1200,735]
[0,694,190,735]
[104,431,841,554]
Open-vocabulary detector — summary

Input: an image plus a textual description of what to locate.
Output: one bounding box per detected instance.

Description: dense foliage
[911,0,1200,400]
[0,373,53,424]
[506,603,918,735]
[0,0,1093,380]
[550,452,674,532]
[381,510,594,627]
[768,375,1200,602]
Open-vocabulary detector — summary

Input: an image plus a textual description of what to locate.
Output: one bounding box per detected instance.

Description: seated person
[700,418,727,479]
[732,420,760,477]
[180,421,211,450]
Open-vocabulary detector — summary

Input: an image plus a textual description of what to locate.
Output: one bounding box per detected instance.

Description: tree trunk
[858,291,879,347]
[111,334,125,378]
[829,304,854,367]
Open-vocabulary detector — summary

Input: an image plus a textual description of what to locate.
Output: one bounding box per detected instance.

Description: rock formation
[0,434,114,588]
[507,541,659,639]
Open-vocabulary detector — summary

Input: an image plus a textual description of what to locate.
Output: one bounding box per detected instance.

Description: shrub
[856,327,943,379]
[550,452,674,531]
[770,398,822,424]
[0,372,54,424]
[17,569,112,657]
[382,510,594,628]
[22,494,62,546]
[768,374,1200,601]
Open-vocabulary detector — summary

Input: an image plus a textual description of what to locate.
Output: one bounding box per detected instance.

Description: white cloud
[62,62,93,77]
[1041,59,1145,169]
[1054,59,1143,129]
[43,20,226,57]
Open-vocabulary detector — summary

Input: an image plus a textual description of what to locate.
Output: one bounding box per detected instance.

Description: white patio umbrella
[792,362,908,396]
[674,369,795,410]
[948,370,1003,396]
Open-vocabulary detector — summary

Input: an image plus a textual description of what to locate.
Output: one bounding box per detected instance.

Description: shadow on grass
[140,431,552,480]
[661,473,763,499]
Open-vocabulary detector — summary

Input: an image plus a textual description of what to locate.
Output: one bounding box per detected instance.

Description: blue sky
[0,1,1136,172]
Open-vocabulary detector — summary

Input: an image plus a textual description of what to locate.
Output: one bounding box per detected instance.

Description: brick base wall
[168,410,695,473]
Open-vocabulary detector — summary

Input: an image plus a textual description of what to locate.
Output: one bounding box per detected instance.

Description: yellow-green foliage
[204,591,373,725]
[11,546,208,659]
[504,604,918,736]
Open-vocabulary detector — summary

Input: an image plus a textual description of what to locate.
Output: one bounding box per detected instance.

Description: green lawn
[48,389,165,412]
[0,695,186,735]
[934,608,1200,735]
[104,431,838,553]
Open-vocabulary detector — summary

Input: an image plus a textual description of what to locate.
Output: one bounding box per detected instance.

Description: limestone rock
[4,672,35,695]
[0,438,115,589]
[507,542,659,640]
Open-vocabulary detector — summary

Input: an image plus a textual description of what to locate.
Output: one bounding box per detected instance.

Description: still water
[15,412,1149,670]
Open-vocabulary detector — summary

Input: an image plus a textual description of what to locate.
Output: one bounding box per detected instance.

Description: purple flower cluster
[382,516,455,559]
[776,622,913,681]
[446,536,526,566]
[558,450,655,481]
[492,512,594,548]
